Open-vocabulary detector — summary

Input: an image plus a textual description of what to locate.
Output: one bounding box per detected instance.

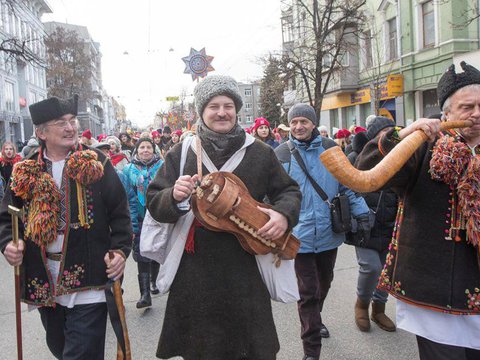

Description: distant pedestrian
[253,117,279,148]
[0,141,21,188]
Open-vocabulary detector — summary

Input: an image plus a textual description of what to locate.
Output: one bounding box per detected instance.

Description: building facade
[237,81,262,129]
[281,0,480,132]
[0,0,51,145]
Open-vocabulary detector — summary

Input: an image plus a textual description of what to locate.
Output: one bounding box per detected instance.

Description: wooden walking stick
[107,251,131,360]
[8,205,24,360]
[320,120,473,192]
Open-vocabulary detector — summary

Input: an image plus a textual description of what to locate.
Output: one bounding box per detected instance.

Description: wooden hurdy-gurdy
[191,172,300,260]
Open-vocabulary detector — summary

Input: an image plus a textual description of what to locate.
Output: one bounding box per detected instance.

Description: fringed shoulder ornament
[430,135,480,247]
[10,149,104,248]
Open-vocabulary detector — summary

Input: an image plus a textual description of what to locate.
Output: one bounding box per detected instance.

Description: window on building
[244,88,252,97]
[387,18,398,60]
[5,81,15,112]
[281,14,294,44]
[246,115,253,123]
[245,103,252,110]
[422,1,435,48]
[362,30,373,69]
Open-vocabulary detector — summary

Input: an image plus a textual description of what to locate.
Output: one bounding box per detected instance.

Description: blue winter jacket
[275,135,369,253]
[116,169,139,234]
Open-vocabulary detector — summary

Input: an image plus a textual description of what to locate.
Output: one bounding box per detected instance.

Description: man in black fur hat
[357,62,480,359]
[0,95,132,359]
[146,75,301,359]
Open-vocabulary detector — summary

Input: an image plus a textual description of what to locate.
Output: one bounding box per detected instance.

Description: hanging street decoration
[182,48,215,81]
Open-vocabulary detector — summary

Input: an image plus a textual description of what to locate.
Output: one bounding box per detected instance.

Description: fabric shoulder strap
[287,140,329,203]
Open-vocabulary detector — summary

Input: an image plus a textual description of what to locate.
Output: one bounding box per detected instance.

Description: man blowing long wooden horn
[356,62,480,359]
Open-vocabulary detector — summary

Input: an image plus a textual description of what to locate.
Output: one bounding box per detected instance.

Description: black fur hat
[437,61,480,109]
[29,95,79,125]
[366,116,395,140]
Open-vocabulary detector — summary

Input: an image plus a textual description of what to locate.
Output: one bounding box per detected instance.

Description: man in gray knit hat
[146,75,301,359]
[275,103,369,360]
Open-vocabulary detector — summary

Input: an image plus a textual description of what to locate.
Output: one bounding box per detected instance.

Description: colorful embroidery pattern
[378,202,403,292]
[466,288,480,311]
[56,264,85,294]
[26,277,50,302]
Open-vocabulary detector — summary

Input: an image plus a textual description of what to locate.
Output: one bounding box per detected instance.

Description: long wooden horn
[320,120,472,193]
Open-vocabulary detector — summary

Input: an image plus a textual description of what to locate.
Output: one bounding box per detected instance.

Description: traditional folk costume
[356,63,480,354]
[0,96,132,359]
[146,75,301,360]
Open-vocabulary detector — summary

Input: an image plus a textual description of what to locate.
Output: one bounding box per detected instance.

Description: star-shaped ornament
[182,48,215,81]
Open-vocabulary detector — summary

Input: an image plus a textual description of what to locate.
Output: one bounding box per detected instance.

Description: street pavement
[0,244,418,360]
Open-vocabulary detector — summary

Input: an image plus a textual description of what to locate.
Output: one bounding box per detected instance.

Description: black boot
[136,273,152,309]
[150,261,160,295]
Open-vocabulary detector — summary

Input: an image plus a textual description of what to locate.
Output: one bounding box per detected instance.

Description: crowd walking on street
[0,62,479,360]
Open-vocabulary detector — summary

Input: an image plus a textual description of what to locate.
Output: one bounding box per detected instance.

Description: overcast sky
[42,0,283,127]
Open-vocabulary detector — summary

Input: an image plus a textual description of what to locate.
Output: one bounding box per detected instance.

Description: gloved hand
[355,213,372,247]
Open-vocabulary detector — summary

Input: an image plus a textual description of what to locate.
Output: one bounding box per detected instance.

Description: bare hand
[398,118,441,143]
[4,240,24,266]
[104,252,126,281]
[173,174,199,202]
[257,207,288,241]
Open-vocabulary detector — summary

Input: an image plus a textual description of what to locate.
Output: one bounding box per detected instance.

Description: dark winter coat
[346,132,398,252]
[356,128,480,314]
[0,146,132,307]
[146,138,301,360]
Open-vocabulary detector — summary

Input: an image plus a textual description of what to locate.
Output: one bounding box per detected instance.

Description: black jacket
[0,146,132,306]
[356,128,480,314]
[346,132,398,251]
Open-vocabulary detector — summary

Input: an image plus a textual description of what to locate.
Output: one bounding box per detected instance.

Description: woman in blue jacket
[123,137,163,308]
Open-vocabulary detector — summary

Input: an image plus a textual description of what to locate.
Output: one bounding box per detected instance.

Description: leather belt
[46,252,63,261]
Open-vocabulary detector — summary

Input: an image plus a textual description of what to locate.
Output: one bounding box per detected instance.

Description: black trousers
[417,336,480,360]
[38,302,107,360]
[294,248,338,358]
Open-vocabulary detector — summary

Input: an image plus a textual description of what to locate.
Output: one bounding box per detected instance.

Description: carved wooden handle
[320,120,473,193]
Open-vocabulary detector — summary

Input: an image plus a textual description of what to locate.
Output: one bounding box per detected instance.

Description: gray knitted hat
[288,103,318,126]
[194,75,243,117]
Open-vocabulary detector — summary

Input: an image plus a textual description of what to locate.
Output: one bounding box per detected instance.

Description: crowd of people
[0,63,478,360]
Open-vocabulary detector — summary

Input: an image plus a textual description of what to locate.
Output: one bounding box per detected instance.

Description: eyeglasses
[48,118,78,128]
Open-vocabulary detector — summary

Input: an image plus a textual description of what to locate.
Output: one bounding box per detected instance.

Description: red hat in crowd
[173,130,183,137]
[151,130,161,138]
[81,129,92,140]
[353,126,367,134]
[252,117,270,133]
[245,127,252,134]
[97,133,107,142]
[336,129,352,139]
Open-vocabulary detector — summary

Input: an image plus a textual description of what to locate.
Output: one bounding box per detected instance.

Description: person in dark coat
[346,116,398,333]
[0,95,132,360]
[146,75,301,360]
[356,62,480,358]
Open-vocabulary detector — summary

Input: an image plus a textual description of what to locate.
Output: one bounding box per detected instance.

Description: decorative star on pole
[182,47,215,81]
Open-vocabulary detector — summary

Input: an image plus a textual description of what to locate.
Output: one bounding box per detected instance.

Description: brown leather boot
[354,297,370,332]
[371,301,396,332]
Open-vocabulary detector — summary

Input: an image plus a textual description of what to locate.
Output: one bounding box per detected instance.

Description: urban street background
[0,244,418,359]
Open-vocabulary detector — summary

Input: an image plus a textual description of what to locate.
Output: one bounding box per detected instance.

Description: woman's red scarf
[0,154,21,167]
[110,152,128,166]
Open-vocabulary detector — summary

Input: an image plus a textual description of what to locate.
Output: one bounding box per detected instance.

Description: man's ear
[35,127,47,141]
